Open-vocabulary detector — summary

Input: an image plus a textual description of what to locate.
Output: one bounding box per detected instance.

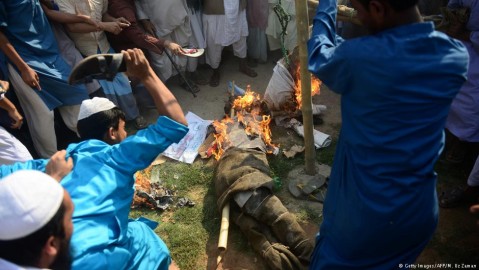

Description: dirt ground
[140,48,479,268]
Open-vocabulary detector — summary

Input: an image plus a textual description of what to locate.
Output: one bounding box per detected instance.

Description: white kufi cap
[0,170,64,240]
[78,97,116,121]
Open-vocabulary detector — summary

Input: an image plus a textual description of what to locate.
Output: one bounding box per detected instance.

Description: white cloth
[136,0,189,37]
[202,11,248,47]
[8,64,80,158]
[203,14,247,69]
[266,0,297,51]
[0,126,32,165]
[222,0,247,46]
[56,0,111,56]
[78,97,116,120]
[0,170,63,240]
[136,0,202,80]
[264,59,295,110]
[0,259,49,270]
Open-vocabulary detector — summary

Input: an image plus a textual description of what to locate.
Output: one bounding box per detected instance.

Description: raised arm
[0,31,41,90]
[307,0,351,94]
[123,48,186,125]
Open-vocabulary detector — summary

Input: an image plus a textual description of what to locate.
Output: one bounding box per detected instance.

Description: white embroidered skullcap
[78,97,116,121]
[0,170,64,240]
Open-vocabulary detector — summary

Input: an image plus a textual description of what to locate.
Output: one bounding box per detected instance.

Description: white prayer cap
[78,97,116,121]
[0,170,64,241]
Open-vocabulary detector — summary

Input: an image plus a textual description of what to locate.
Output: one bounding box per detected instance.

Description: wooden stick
[217,203,230,265]
[217,82,235,266]
[295,0,316,175]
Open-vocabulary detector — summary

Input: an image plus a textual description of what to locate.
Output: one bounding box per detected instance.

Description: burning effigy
[206,86,313,269]
[214,148,313,269]
[264,46,324,121]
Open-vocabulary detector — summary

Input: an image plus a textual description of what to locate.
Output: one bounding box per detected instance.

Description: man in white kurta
[202,0,257,87]
[135,0,206,87]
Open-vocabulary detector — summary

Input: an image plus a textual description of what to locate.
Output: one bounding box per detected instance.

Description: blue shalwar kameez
[307,1,469,269]
[0,116,189,270]
[0,0,88,110]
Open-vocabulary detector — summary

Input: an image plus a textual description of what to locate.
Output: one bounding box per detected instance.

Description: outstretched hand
[165,40,184,56]
[122,48,152,81]
[46,150,73,182]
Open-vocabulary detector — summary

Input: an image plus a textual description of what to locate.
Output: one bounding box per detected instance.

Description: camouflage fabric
[214,148,314,269]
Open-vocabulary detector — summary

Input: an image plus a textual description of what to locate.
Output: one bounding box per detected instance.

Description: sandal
[134,116,148,130]
[209,70,220,87]
[288,175,328,202]
[69,53,125,85]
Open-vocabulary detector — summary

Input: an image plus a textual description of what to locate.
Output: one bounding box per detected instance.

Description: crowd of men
[0,0,478,269]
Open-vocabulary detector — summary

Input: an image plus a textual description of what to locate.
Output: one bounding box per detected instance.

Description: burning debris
[264,46,324,119]
[208,85,279,161]
[132,167,195,211]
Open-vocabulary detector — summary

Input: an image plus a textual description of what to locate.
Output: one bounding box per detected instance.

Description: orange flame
[233,86,261,112]
[294,65,322,109]
[211,85,278,160]
[211,115,233,160]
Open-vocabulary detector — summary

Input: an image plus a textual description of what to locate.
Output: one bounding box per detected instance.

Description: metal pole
[295,0,316,175]
[163,50,198,98]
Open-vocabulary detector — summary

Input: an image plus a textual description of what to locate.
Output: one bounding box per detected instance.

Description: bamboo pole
[216,82,236,266]
[295,0,316,175]
[217,203,230,265]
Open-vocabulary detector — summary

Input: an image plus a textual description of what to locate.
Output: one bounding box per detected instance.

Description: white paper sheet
[162,112,212,163]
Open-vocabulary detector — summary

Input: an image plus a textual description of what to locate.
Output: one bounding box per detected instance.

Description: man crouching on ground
[0,48,188,270]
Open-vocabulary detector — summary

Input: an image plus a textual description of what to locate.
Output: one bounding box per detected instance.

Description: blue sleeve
[0,159,49,178]
[106,116,189,174]
[307,0,351,94]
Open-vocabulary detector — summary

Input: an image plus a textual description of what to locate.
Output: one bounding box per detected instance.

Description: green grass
[129,121,479,268]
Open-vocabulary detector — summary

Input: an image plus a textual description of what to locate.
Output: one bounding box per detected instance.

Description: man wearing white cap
[0,170,74,270]
[0,49,188,270]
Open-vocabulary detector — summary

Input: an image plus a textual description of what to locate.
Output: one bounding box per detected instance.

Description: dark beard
[49,239,72,270]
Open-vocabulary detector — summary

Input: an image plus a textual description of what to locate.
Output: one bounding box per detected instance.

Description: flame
[233,86,261,112]
[211,85,278,160]
[294,65,322,109]
[133,167,153,207]
[211,115,233,160]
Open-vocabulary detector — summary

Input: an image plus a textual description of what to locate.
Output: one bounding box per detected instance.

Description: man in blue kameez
[307,0,469,269]
[0,49,187,270]
[0,0,89,158]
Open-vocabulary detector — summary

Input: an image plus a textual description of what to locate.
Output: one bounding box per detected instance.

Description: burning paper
[162,112,212,163]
